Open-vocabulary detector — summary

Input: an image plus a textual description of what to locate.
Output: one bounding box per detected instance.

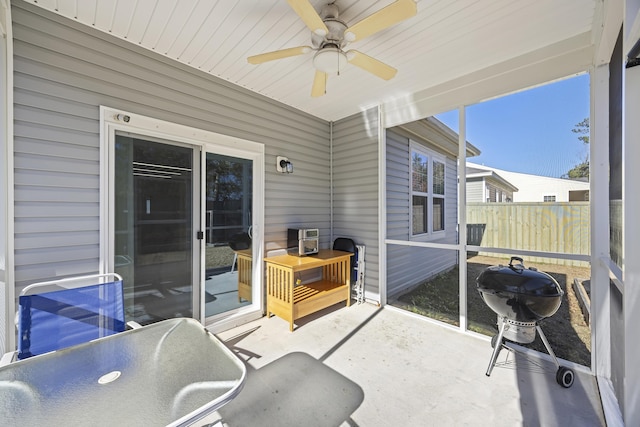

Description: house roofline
[466,170,519,192]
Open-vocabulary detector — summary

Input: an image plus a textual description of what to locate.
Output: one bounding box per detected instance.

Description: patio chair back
[333,237,358,282]
[17,274,126,360]
[229,231,252,251]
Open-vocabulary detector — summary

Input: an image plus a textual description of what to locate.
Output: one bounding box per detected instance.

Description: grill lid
[476,257,564,322]
[476,257,563,297]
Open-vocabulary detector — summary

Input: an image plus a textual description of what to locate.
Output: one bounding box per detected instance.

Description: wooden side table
[235,249,252,302]
[265,249,353,331]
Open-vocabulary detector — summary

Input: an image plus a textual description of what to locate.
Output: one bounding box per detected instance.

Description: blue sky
[435,73,590,178]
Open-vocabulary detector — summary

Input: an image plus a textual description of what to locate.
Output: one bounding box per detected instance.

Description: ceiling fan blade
[287,0,329,37]
[347,50,397,80]
[311,71,327,97]
[344,0,417,42]
[247,46,312,64]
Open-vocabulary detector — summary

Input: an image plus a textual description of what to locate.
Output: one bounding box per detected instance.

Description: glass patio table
[0,317,246,426]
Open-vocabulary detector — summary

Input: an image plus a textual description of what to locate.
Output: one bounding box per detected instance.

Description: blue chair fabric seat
[17,276,126,360]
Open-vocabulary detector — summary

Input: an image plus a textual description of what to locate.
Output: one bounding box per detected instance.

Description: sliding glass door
[114,134,199,325]
[104,106,265,329]
[111,129,263,328]
[203,153,254,319]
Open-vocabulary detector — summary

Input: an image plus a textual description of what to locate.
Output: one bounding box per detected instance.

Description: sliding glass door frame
[199,145,264,329]
[101,107,265,329]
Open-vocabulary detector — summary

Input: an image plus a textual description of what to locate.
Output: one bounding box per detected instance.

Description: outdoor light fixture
[276,156,293,173]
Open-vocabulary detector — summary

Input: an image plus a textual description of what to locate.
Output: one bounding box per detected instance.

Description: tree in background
[564,118,590,179]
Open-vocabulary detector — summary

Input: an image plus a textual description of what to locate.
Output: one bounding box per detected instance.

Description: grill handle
[509,256,525,270]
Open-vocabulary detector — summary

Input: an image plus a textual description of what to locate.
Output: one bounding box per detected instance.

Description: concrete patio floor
[208,303,605,427]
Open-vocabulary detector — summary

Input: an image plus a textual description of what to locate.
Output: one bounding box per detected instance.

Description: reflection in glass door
[114,135,196,325]
[204,153,253,318]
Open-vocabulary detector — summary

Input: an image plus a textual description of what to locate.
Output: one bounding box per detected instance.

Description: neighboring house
[466,166,518,203]
[467,163,590,202]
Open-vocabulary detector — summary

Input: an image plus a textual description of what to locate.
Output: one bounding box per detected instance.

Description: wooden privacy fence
[466,202,590,267]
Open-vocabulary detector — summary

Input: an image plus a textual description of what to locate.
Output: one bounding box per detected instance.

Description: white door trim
[99,106,265,328]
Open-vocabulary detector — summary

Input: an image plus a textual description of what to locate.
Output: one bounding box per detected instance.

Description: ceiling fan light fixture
[313,46,348,73]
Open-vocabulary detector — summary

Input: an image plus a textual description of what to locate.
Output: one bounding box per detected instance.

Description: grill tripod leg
[536,325,560,368]
[486,318,507,377]
[537,325,575,388]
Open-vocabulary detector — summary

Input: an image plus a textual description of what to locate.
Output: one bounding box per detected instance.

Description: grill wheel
[556,366,575,388]
[490,332,576,389]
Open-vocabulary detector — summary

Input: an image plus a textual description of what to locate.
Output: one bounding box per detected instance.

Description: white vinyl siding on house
[467,163,588,202]
[386,129,458,297]
[11,2,331,290]
[466,179,485,203]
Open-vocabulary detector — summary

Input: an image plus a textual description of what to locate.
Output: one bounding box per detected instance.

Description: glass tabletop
[0,318,246,426]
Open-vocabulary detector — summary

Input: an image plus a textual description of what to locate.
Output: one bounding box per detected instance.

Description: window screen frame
[409,140,447,240]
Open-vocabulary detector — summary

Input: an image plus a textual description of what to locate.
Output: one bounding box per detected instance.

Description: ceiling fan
[247,0,417,97]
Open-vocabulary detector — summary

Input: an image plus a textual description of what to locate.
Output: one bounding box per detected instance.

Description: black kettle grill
[476,257,575,388]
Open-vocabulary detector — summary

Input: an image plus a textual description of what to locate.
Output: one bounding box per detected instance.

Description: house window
[544,195,556,202]
[411,151,428,234]
[432,160,445,231]
[412,195,428,234]
[411,142,446,236]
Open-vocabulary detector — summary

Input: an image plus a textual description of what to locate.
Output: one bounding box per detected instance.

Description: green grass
[396,265,497,335]
[392,259,592,366]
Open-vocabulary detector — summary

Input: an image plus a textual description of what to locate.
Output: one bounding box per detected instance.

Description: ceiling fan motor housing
[320,3,340,20]
[311,19,347,49]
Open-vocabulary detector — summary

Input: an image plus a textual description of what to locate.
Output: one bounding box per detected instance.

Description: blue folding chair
[11,273,128,361]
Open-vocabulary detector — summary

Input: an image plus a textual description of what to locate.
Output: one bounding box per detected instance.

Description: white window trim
[409,140,447,241]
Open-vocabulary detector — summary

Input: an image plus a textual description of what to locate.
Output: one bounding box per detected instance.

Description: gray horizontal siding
[12,2,330,289]
[386,130,410,241]
[332,108,380,297]
[386,129,459,297]
[443,157,458,240]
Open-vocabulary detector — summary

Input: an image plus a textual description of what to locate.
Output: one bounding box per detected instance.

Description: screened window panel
[412,151,428,193]
[433,197,444,232]
[433,160,445,195]
[412,195,428,235]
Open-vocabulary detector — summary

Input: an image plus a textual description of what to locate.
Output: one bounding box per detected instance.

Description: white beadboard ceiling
[24,0,598,122]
